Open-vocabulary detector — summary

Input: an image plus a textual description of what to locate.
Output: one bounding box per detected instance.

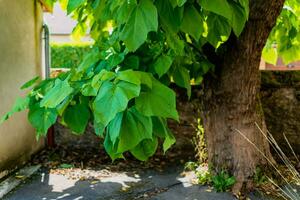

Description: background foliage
[51,42,92,68]
[262,0,300,65]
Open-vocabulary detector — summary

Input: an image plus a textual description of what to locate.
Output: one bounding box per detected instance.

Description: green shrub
[211,171,236,192]
[50,42,93,69]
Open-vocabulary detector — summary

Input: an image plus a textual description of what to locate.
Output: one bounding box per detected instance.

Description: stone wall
[261,71,300,154]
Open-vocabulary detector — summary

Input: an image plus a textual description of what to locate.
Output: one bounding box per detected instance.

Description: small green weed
[184,161,198,171]
[59,163,74,169]
[185,162,212,185]
[196,165,212,184]
[254,167,267,186]
[211,171,236,192]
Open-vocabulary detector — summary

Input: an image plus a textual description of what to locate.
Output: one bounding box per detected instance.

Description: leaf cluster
[1,65,177,161]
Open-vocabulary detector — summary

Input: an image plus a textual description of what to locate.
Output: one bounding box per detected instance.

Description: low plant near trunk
[1,0,300,194]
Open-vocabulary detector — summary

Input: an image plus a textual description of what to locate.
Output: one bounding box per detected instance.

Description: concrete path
[4,166,268,200]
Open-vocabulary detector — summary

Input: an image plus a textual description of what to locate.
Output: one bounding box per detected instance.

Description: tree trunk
[202,0,285,193]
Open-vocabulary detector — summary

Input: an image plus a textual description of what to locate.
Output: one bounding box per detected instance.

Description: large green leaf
[67,0,85,14]
[120,0,158,51]
[94,119,105,137]
[262,47,278,65]
[106,112,123,145]
[106,108,153,156]
[63,103,90,134]
[117,70,153,88]
[20,76,39,90]
[206,14,231,48]
[40,79,74,108]
[155,0,183,33]
[172,64,191,98]
[153,55,173,78]
[169,0,187,7]
[0,97,30,124]
[32,79,55,97]
[281,46,300,64]
[116,0,137,24]
[238,0,249,18]
[228,1,247,36]
[199,0,248,36]
[116,70,142,85]
[81,81,99,97]
[181,5,204,40]
[77,50,101,73]
[152,117,176,153]
[106,52,125,68]
[28,104,57,137]
[117,108,152,153]
[135,78,178,120]
[93,80,140,126]
[81,70,116,97]
[104,133,124,161]
[166,31,185,55]
[56,94,74,116]
[130,138,158,161]
[199,0,232,20]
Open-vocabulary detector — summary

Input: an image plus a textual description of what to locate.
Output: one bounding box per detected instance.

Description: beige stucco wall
[0,0,44,177]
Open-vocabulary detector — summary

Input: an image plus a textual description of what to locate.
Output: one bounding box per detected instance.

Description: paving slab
[152,184,269,200]
[0,165,41,199]
[4,166,269,200]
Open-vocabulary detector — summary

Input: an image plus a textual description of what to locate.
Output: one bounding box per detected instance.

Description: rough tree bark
[202,0,285,193]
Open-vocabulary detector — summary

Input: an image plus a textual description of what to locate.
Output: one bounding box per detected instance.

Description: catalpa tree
[2,0,300,192]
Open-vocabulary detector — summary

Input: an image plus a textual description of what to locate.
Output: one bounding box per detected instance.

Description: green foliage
[153,55,173,78]
[28,105,57,138]
[59,163,74,169]
[184,161,198,171]
[186,163,235,191]
[135,79,179,120]
[262,47,278,65]
[254,167,267,186]
[152,117,176,153]
[120,0,158,51]
[51,43,92,69]
[130,138,158,161]
[187,163,212,185]
[40,79,74,108]
[67,0,85,14]
[197,166,212,185]
[263,0,300,64]
[199,0,248,36]
[0,97,30,124]
[63,102,90,134]
[211,171,236,192]
[21,76,40,89]
[2,0,300,162]
[92,80,140,126]
[180,5,204,40]
[2,67,178,161]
